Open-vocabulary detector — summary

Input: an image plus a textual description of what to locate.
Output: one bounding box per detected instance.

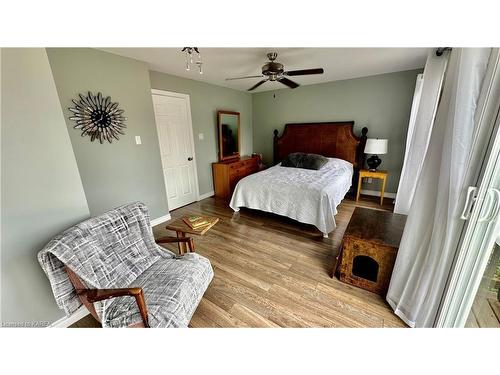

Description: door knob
[188,157,193,161]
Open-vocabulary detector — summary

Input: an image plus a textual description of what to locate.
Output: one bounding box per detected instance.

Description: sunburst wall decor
[69,91,127,143]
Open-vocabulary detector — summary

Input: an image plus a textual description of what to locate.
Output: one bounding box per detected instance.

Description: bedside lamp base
[367,155,382,171]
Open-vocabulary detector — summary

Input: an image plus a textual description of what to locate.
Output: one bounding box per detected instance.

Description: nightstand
[356,169,388,205]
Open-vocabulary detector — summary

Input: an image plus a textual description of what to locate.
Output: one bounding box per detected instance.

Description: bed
[229,121,368,237]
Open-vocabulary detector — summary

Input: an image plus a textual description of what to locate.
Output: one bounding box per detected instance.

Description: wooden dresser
[212,156,260,199]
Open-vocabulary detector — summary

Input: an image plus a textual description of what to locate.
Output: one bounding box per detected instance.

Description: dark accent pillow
[281,152,329,170]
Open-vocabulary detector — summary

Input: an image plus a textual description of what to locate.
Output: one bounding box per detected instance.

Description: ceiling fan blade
[248,80,268,91]
[278,77,299,89]
[226,75,263,81]
[285,68,324,76]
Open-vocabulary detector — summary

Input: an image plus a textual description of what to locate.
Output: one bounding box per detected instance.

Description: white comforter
[229,158,353,235]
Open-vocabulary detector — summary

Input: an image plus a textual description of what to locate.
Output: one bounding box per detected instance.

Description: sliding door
[437,108,500,327]
[436,49,500,327]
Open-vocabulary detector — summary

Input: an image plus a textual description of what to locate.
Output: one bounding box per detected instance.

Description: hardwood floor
[162,194,403,328]
[71,194,405,328]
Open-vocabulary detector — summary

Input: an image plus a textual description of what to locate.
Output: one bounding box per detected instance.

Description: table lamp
[364,138,388,170]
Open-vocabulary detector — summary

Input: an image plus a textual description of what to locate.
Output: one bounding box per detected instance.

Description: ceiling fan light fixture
[225,51,324,91]
[182,47,203,74]
[267,52,278,61]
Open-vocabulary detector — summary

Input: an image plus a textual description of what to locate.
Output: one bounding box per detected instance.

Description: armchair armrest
[77,287,150,327]
[156,236,195,252]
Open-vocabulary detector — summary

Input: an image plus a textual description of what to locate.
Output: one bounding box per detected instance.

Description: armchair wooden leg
[134,289,150,328]
[81,287,150,328]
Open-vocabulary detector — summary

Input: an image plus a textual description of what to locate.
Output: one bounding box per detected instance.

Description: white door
[152,90,199,210]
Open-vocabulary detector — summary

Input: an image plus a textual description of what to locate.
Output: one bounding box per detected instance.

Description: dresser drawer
[242,159,257,167]
[247,166,259,174]
[229,161,245,170]
[229,166,247,177]
[213,157,260,199]
[229,173,245,191]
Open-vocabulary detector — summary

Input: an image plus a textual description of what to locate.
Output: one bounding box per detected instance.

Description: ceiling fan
[225,52,324,91]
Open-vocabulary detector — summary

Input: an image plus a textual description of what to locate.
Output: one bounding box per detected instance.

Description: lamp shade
[364,138,388,155]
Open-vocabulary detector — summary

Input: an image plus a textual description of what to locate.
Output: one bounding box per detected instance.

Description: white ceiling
[101,48,428,93]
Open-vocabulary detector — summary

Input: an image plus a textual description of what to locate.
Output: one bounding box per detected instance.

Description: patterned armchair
[38,202,213,328]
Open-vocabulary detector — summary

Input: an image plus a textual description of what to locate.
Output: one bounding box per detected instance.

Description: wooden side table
[161,216,219,255]
[356,169,388,206]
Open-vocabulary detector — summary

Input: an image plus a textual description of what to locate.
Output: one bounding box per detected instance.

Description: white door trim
[151,89,200,206]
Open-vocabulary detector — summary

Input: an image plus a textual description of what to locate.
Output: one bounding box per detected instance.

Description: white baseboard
[198,191,214,201]
[49,305,90,328]
[150,213,172,227]
[360,189,396,199]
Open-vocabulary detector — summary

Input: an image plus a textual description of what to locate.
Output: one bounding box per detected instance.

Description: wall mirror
[217,110,240,161]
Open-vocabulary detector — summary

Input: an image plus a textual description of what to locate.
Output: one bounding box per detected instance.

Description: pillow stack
[281,152,329,170]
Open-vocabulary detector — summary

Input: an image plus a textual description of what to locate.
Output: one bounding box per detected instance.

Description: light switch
[135,136,142,145]
[198,133,204,140]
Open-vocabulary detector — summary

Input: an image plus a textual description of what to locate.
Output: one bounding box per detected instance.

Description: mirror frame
[217,110,241,161]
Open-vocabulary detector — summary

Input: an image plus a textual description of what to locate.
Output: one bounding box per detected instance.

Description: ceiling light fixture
[182,47,203,74]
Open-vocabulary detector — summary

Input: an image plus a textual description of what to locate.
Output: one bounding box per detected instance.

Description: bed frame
[273,121,368,193]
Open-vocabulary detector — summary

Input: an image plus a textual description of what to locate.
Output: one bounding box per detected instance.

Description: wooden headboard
[273,121,368,168]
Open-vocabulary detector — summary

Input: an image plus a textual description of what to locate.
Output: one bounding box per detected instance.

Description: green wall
[47,48,169,218]
[1,48,91,325]
[252,69,421,193]
[149,71,253,195]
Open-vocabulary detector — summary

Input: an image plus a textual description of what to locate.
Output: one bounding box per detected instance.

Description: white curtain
[401,73,424,172]
[386,48,491,327]
[394,51,449,214]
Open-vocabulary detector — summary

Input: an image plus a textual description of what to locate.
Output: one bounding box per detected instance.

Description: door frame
[151,89,200,208]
